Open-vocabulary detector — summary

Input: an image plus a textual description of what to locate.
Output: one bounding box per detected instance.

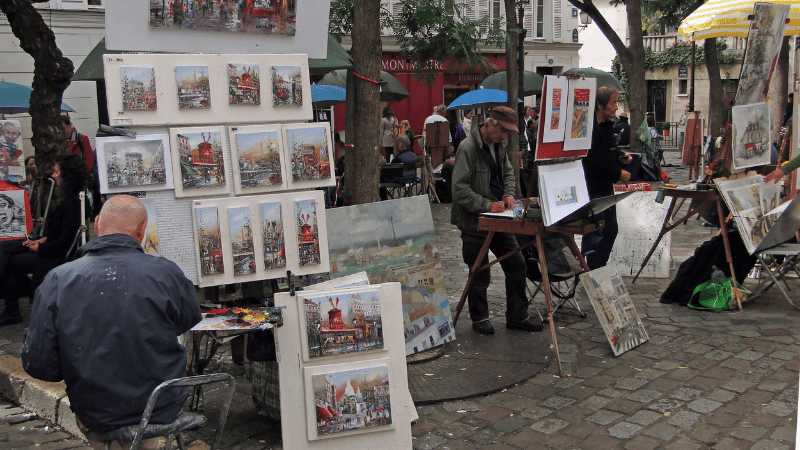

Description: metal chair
[748,243,800,309]
[83,373,235,450]
[379,163,404,200]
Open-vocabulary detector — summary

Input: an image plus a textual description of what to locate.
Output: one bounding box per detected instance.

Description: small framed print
[170,126,231,198]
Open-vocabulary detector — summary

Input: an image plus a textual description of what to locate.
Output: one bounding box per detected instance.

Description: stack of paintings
[715,174,782,254]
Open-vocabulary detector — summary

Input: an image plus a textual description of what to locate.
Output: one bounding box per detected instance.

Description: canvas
[295,198,321,266]
[170,126,230,197]
[285,123,334,189]
[96,135,174,194]
[194,205,224,276]
[230,125,286,194]
[271,65,303,106]
[609,191,671,278]
[0,120,24,184]
[228,206,256,276]
[0,189,27,239]
[326,196,456,356]
[120,66,157,110]
[542,75,568,143]
[140,197,160,256]
[581,266,649,356]
[563,77,596,151]
[301,289,385,361]
[260,201,286,270]
[228,64,261,105]
[732,103,771,169]
[735,3,791,105]
[175,65,211,109]
[149,0,297,36]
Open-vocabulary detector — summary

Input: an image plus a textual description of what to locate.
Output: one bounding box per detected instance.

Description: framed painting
[170,126,230,198]
[96,134,174,194]
[259,201,286,270]
[228,206,256,276]
[542,75,568,143]
[228,64,261,105]
[295,198,322,267]
[299,288,385,362]
[0,120,24,184]
[149,0,297,36]
[271,65,303,106]
[284,123,335,190]
[175,65,211,109]
[193,204,225,278]
[563,77,596,151]
[229,125,287,194]
[120,66,157,111]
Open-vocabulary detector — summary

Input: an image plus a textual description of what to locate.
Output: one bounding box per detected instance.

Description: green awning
[180,160,200,175]
[309,34,353,73]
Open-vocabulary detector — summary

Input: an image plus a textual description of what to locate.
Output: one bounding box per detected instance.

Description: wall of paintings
[103,53,312,127]
[276,283,414,448]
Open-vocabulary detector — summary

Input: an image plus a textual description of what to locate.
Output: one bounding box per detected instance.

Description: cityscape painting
[326,196,456,356]
[194,205,224,276]
[120,66,157,111]
[228,206,256,276]
[233,129,283,191]
[228,63,261,105]
[302,290,384,360]
[295,198,321,266]
[271,65,302,106]
[311,365,392,437]
[175,65,211,109]
[174,129,227,191]
[103,139,168,188]
[149,0,297,36]
[285,125,331,183]
[259,201,286,269]
[140,197,160,256]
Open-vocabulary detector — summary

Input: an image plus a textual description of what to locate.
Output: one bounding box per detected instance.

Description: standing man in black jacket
[581,87,632,270]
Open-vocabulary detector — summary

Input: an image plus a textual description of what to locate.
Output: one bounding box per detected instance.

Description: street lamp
[516,0,530,167]
[578,11,592,30]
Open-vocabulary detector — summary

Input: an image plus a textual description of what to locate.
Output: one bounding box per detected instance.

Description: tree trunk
[704,38,724,137]
[0,0,73,173]
[504,0,521,197]
[770,36,790,145]
[620,0,646,152]
[345,0,381,205]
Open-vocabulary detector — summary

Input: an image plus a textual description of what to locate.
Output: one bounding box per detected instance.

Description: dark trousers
[580,205,618,270]
[0,240,60,316]
[461,232,529,323]
[383,146,394,163]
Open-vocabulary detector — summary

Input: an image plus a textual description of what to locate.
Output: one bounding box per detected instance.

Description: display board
[609,191,671,278]
[104,53,312,126]
[535,76,590,160]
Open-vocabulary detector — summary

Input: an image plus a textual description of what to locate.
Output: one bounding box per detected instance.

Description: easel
[422,121,449,203]
[682,112,704,180]
[631,187,744,310]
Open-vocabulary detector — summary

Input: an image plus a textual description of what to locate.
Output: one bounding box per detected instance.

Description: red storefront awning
[316,406,332,418]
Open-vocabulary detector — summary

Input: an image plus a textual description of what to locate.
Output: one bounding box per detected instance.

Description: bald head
[95,195,148,242]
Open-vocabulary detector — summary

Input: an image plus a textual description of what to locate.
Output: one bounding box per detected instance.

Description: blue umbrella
[311,84,346,108]
[0,80,76,115]
[446,89,521,111]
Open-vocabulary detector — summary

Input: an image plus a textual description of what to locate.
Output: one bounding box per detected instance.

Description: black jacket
[21,234,202,432]
[583,119,626,199]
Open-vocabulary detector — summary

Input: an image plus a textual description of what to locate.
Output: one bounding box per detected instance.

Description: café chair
[83,373,235,450]
[379,163,405,200]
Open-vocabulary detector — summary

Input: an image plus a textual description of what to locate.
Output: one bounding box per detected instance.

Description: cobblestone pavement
[1,149,798,449]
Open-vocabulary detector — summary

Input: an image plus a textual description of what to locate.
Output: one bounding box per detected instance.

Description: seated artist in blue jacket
[450,106,542,335]
[391,134,420,184]
[21,195,201,450]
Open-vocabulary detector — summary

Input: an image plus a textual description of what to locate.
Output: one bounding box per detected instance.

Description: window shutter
[553,0,561,40]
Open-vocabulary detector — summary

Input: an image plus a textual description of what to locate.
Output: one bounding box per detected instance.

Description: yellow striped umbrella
[678,0,800,40]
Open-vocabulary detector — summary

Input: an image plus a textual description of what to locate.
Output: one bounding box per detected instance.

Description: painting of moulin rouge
[149,0,297,36]
[312,365,391,437]
[176,130,226,189]
[303,290,384,359]
[326,196,456,356]
[295,198,321,266]
[228,63,260,105]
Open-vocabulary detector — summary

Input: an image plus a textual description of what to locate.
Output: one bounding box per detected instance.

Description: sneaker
[472,320,495,335]
[0,313,22,326]
[506,317,543,332]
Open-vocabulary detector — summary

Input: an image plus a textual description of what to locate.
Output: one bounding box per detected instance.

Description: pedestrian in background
[380,106,398,163]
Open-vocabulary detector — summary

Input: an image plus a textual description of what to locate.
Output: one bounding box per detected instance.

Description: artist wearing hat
[450,106,542,335]
[613,112,631,146]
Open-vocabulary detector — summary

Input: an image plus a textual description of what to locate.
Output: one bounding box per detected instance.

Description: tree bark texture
[345,0,381,205]
[704,38,724,137]
[769,36,790,144]
[504,0,521,197]
[0,0,73,173]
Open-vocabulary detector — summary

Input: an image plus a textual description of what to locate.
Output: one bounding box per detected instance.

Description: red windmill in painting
[327,297,346,329]
[298,213,315,244]
[196,133,215,164]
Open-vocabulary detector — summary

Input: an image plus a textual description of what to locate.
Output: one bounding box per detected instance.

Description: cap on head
[489,106,519,132]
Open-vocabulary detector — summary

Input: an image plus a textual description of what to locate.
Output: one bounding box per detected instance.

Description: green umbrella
[560,68,625,93]
[480,71,543,96]
[319,70,411,103]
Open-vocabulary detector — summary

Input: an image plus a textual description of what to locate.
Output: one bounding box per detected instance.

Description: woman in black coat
[0,153,88,325]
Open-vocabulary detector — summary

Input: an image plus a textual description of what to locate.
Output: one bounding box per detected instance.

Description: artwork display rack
[452,215,597,376]
[631,188,744,309]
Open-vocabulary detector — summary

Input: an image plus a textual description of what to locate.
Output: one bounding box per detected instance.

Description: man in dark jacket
[581,87,632,270]
[451,106,541,335]
[612,112,630,146]
[21,195,201,448]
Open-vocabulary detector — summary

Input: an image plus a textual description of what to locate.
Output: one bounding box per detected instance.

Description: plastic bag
[636,118,653,148]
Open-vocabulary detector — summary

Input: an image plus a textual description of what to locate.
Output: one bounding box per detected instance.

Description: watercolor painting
[195,205,224,276]
[228,63,261,105]
[542,75,569,144]
[175,130,226,189]
[228,206,256,276]
[295,198,321,266]
[271,65,302,106]
[149,0,297,36]
[0,120,24,184]
[259,202,286,269]
[554,186,579,207]
[311,365,392,436]
[0,190,27,239]
[732,103,771,169]
[326,196,456,356]
[234,131,283,188]
[103,139,168,188]
[286,126,332,182]
[569,88,590,140]
[120,66,157,111]
[175,65,211,109]
[303,290,384,359]
[563,78,596,151]
[550,89,562,130]
[140,197,159,256]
